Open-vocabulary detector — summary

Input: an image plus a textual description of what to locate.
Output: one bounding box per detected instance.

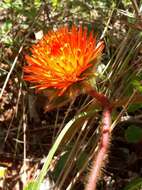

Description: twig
[21,98,28,187]
[131,0,140,17]
[23,108,27,185]
[100,6,115,40]
[0,46,23,99]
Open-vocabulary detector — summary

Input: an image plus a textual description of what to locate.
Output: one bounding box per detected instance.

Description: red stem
[85,90,112,190]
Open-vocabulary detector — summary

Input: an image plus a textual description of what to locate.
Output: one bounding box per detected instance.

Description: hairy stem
[85,89,112,190]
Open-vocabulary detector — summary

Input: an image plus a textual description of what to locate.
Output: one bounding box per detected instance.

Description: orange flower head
[24,25,104,95]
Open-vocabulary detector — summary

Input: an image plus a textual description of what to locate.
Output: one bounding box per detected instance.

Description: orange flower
[24,25,104,95]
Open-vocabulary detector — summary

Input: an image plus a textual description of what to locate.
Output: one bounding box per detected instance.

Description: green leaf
[32,116,80,190]
[51,0,58,7]
[122,0,131,6]
[0,20,13,45]
[0,167,7,178]
[125,125,142,143]
[53,152,69,180]
[128,103,142,113]
[132,80,142,93]
[1,20,12,34]
[3,0,11,3]
[76,152,88,170]
[123,178,142,190]
[24,181,37,190]
[31,110,91,190]
[34,0,41,8]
